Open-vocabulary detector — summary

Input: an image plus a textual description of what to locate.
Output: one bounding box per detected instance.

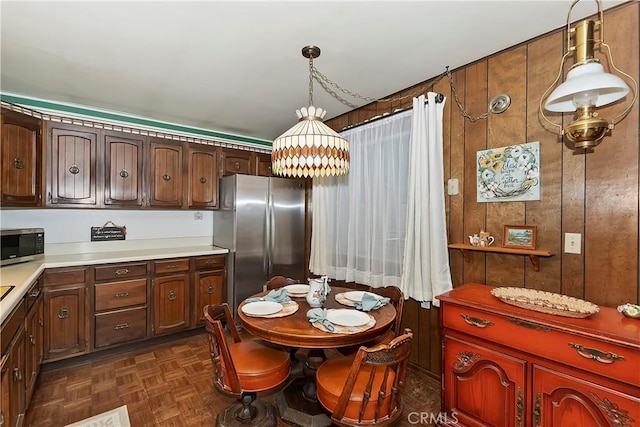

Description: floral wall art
[477,141,540,202]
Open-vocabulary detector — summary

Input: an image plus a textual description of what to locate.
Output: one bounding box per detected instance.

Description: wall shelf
[448,243,554,271]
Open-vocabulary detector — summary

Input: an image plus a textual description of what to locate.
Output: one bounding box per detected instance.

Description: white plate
[284,284,310,296]
[326,309,370,327]
[241,301,283,316]
[343,291,381,302]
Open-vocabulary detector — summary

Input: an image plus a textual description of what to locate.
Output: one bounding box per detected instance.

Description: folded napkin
[306,308,335,332]
[355,293,390,311]
[245,288,291,304]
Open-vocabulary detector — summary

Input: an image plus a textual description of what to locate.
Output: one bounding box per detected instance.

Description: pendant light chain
[311,65,500,122]
[308,55,314,106]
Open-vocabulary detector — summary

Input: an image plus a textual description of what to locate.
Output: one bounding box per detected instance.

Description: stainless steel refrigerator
[213,174,306,320]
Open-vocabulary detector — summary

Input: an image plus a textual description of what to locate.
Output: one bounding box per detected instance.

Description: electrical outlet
[194,211,203,220]
[447,178,459,195]
[564,233,581,254]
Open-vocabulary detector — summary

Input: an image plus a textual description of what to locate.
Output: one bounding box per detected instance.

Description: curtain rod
[338,92,444,132]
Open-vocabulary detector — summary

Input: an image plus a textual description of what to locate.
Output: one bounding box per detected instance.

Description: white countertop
[0,244,228,324]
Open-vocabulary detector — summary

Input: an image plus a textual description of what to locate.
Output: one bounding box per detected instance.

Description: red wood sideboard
[437,283,640,427]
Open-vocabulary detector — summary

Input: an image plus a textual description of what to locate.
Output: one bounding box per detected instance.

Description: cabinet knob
[168,291,177,301]
[207,285,215,294]
[28,289,41,298]
[199,176,207,184]
[30,335,36,345]
[234,162,240,170]
[69,164,80,175]
[13,157,24,169]
[119,169,129,178]
[13,367,22,381]
[162,173,171,181]
[533,393,541,427]
[58,306,70,319]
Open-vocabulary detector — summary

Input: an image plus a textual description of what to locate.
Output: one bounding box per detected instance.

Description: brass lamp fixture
[540,0,637,150]
[272,46,349,178]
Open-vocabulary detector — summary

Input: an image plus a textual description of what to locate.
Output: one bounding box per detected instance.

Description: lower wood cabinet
[438,284,640,427]
[153,259,190,335]
[192,255,226,326]
[24,293,43,409]
[1,301,26,427]
[42,267,88,362]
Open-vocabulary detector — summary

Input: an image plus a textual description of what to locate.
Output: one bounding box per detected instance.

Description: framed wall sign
[502,225,537,250]
[477,141,540,203]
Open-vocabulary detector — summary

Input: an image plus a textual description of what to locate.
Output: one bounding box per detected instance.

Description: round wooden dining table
[237,286,396,427]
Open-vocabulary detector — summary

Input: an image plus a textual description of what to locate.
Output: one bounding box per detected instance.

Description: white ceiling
[0,1,625,143]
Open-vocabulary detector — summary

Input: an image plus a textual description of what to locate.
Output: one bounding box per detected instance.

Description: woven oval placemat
[491,287,599,318]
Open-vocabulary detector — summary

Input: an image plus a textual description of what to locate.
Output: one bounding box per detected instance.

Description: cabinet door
[1,108,42,206]
[153,274,189,335]
[43,286,87,360]
[255,152,273,177]
[443,335,527,427]
[48,124,98,206]
[149,140,183,207]
[104,132,144,206]
[1,328,25,427]
[193,269,225,326]
[25,296,43,409]
[221,148,253,176]
[532,364,640,427]
[188,146,218,209]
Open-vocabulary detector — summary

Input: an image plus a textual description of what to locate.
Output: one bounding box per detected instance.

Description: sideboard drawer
[94,306,147,348]
[442,304,639,387]
[95,278,147,312]
[154,258,189,274]
[95,262,148,282]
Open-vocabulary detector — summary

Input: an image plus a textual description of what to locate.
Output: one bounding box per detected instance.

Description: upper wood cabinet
[47,123,98,206]
[104,131,144,206]
[255,152,273,177]
[220,147,253,176]
[188,145,219,209]
[148,138,183,208]
[1,108,43,207]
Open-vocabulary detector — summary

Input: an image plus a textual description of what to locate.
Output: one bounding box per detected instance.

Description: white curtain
[310,110,412,286]
[399,93,453,307]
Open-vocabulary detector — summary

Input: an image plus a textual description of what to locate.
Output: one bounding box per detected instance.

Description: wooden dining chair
[339,285,405,355]
[203,303,291,427]
[263,275,301,291]
[315,329,414,426]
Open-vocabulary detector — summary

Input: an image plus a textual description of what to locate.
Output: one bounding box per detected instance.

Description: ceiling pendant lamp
[272,46,350,178]
[540,0,637,150]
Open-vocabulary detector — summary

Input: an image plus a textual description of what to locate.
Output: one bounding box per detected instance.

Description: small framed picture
[502,225,537,249]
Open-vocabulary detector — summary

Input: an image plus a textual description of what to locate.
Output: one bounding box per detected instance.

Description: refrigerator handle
[264,192,271,277]
[267,191,275,275]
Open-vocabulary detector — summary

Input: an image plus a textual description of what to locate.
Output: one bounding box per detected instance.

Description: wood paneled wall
[324,2,639,376]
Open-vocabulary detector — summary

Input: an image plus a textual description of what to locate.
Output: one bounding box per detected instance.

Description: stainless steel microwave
[0,228,45,266]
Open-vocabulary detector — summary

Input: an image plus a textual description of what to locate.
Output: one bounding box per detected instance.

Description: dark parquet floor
[25,331,441,426]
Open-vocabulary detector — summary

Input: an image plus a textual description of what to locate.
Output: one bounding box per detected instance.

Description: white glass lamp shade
[545,62,630,112]
[272,106,350,178]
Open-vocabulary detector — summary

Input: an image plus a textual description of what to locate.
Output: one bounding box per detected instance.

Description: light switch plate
[564,233,581,254]
[447,179,459,195]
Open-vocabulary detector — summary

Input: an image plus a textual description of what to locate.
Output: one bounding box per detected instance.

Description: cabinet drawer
[194,255,226,270]
[43,267,86,287]
[443,304,639,387]
[154,258,189,274]
[94,307,147,348]
[95,278,147,311]
[94,262,148,281]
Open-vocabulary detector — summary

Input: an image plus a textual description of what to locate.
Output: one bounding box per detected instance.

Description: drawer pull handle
[460,313,493,328]
[508,317,550,332]
[28,289,41,298]
[29,335,36,345]
[533,393,541,427]
[119,169,129,178]
[114,323,130,330]
[38,318,43,327]
[13,157,24,169]
[199,176,207,184]
[168,291,177,301]
[207,285,215,294]
[58,307,69,319]
[69,164,80,175]
[453,351,481,371]
[516,388,523,427]
[13,367,22,382]
[115,268,130,275]
[115,292,129,298]
[165,264,179,269]
[589,391,635,427]
[568,342,625,364]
